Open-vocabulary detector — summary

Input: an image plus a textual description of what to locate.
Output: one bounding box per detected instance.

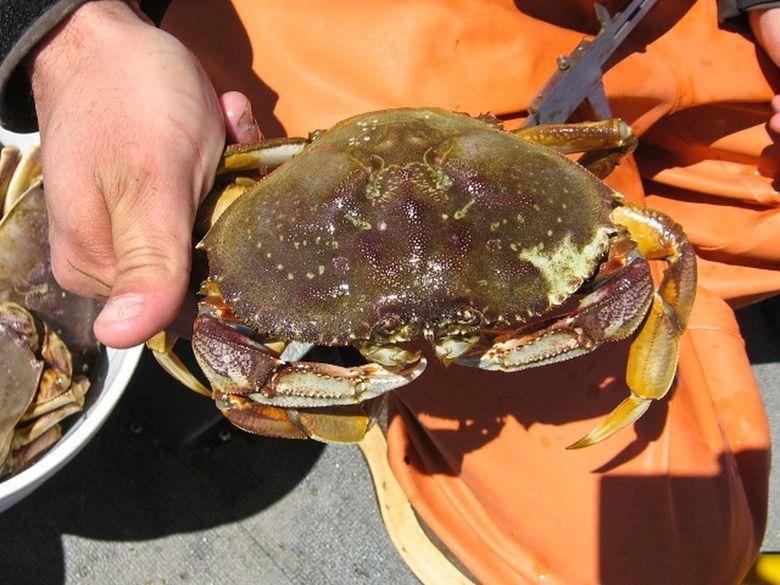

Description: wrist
[29,1,149,99]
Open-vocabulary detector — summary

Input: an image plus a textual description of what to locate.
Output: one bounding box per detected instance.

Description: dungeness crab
[151,108,696,448]
[0,145,99,476]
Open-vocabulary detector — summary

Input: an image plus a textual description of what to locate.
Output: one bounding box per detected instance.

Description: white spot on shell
[515,230,610,306]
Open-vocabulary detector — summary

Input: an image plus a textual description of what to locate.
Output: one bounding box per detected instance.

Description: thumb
[93,196,194,349]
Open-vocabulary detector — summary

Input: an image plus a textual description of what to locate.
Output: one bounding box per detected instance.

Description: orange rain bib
[164,2,775,582]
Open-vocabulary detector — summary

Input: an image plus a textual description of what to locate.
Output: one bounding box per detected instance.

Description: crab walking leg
[147,331,212,398]
[0,146,21,213]
[218,394,388,443]
[3,145,41,215]
[513,119,637,178]
[463,255,654,373]
[197,177,258,233]
[513,119,632,154]
[3,425,62,475]
[217,138,310,175]
[567,204,698,448]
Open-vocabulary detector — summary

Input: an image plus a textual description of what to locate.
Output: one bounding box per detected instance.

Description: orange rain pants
[163,2,776,583]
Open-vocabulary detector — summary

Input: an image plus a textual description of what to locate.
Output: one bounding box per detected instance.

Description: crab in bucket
[0,145,100,475]
[149,108,696,447]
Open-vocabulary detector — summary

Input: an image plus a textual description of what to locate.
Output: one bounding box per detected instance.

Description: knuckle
[115,239,189,283]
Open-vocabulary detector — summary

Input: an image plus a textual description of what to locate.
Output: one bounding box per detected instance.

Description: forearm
[0,0,170,132]
[717,0,780,21]
[0,0,90,131]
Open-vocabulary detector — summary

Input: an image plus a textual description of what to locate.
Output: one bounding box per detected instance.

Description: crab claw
[193,315,426,407]
[253,359,426,408]
[188,315,426,442]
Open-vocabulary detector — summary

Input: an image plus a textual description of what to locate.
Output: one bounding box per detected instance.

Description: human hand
[750,7,780,133]
[29,1,246,349]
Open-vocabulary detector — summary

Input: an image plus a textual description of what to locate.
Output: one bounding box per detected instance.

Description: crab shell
[200,108,616,344]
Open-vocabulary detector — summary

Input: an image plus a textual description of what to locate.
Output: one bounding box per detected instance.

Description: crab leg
[461,249,654,373]
[514,119,637,178]
[568,204,696,448]
[219,394,388,443]
[3,425,62,476]
[197,138,312,231]
[146,327,385,442]
[3,145,40,215]
[0,146,21,213]
[217,138,310,175]
[513,119,631,153]
[147,331,212,397]
[193,316,425,407]
[189,315,425,442]
[461,200,695,448]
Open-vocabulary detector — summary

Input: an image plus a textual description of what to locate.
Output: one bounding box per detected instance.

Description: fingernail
[96,294,145,325]
[238,102,262,140]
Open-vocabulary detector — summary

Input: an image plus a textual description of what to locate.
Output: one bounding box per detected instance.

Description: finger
[771,111,780,136]
[220,91,261,144]
[93,174,196,348]
[770,96,780,135]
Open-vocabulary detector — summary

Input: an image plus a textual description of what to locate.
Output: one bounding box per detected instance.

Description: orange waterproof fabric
[163,2,774,583]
